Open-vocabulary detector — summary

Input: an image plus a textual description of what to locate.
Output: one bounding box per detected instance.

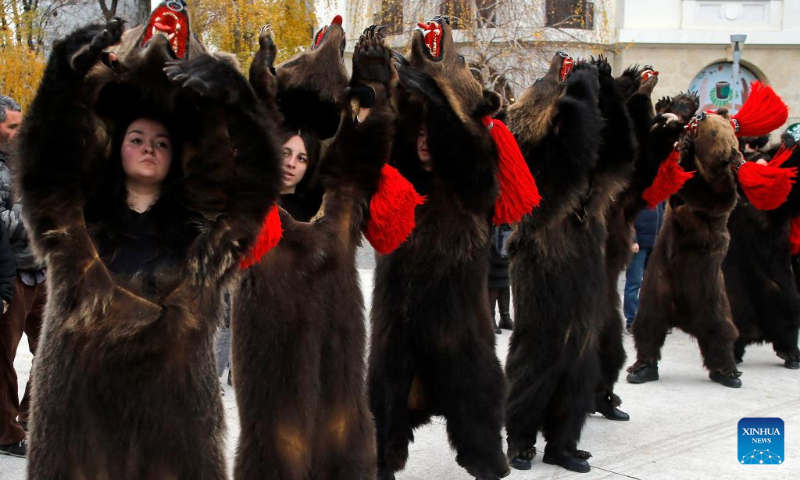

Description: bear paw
[69,18,125,75]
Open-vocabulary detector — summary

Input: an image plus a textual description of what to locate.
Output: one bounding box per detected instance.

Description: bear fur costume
[16,14,282,478]
[583,59,641,422]
[231,25,397,480]
[723,147,800,369]
[503,54,604,473]
[597,84,700,417]
[367,17,510,480]
[628,111,744,387]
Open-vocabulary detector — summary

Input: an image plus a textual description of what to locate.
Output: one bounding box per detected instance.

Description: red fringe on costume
[732,82,789,137]
[641,149,695,209]
[790,217,800,256]
[482,116,541,225]
[365,164,426,255]
[737,161,798,211]
[768,145,796,169]
[240,205,283,269]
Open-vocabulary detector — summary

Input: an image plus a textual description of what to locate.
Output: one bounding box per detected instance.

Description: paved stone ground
[3,245,799,478]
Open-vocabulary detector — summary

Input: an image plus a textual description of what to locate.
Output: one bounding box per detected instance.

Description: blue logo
[739,418,784,465]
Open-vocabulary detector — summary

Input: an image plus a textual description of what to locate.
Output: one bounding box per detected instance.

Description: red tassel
[641,149,695,209]
[732,82,789,137]
[365,164,426,255]
[240,205,283,269]
[482,116,541,225]
[768,145,796,168]
[790,216,800,255]
[736,161,798,210]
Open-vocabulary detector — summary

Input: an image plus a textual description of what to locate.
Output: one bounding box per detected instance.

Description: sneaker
[0,439,26,457]
[626,362,659,384]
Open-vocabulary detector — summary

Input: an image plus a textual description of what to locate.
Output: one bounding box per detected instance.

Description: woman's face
[282,135,308,193]
[417,126,433,172]
[120,118,173,187]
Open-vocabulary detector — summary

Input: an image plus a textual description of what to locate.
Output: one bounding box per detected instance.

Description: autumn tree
[0,0,76,108]
[189,0,317,69]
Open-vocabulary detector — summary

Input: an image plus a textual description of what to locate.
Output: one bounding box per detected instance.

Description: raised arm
[303,26,399,260]
[17,20,124,257]
[519,63,604,230]
[397,67,497,213]
[165,53,283,284]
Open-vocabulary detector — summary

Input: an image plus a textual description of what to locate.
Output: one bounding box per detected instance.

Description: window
[377,0,404,35]
[545,0,594,30]
[440,0,470,30]
[477,0,498,26]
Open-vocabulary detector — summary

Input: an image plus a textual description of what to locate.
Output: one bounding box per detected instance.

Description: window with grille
[377,0,404,35]
[439,0,471,30]
[546,0,594,30]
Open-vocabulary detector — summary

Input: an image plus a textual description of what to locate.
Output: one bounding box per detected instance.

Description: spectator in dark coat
[0,95,46,458]
[488,224,513,333]
[624,202,665,332]
[0,224,13,307]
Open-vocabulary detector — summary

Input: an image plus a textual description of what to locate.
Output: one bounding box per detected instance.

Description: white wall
[620,0,800,45]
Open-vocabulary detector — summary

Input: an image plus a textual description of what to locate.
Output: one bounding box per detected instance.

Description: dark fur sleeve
[165,54,283,285]
[522,65,604,229]
[16,21,123,261]
[595,61,637,182]
[398,67,496,213]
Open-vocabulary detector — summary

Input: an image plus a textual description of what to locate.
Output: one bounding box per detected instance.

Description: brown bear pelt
[724,146,800,369]
[367,17,509,480]
[629,111,742,382]
[597,84,700,414]
[231,25,397,480]
[503,55,604,467]
[16,17,281,478]
[583,58,641,420]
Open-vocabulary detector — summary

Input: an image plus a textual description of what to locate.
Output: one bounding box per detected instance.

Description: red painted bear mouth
[140,2,189,59]
[416,22,442,59]
[313,15,343,50]
[558,52,574,82]
[641,65,659,82]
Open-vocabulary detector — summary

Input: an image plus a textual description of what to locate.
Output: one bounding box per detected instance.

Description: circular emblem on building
[689,62,760,114]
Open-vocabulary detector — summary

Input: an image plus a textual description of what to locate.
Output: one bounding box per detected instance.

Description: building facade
[318,0,799,132]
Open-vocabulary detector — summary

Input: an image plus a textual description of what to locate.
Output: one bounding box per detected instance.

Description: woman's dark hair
[280,127,321,193]
[739,135,770,151]
[85,115,189,260]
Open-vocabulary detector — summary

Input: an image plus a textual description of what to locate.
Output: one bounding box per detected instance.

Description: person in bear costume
[596,77,700,420]
[724,144,800,370]
[16,8,282,478]
[582,58,643,424]
[231,22,402,480]
[503,54,605,473]
[626,110,745,388]
[367,16,510,480]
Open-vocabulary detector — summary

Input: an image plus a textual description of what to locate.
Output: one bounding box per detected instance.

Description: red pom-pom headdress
[729,82,789,137]
[641,148,695,208]
[365,164,426,255]
[733,159,797,210]
[240,205,283,269]
[482,116,541,224]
